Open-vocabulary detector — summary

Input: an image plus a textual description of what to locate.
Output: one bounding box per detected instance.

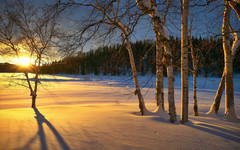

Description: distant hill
[0,63,32,73]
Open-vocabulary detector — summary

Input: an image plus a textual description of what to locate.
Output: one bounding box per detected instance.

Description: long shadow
[150,115,240,143]
[33,108,70,150]
[186,120,240,143]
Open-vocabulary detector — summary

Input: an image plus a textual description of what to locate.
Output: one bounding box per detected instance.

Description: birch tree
[65,0,149,115]
[189,30,198,116]
[0,0,59,108]
[180,0,189,123]
[136,0,176,122]
[187,1,211,117]
[208,0,239,121]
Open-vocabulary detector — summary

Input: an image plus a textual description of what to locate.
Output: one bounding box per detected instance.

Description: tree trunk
[116,17,148,115]
[189,34,198,116]
[163,42,177,122]
[125,38,148,115]
[167,64,176,122]
[222,1,237,121]
[207,72,225,115]
[208,0,240,118]
[193,72,198,116]
[135,0,177,119]
[32,95,36,108]
[24,72,37,108]
[135,0,166,112]
[180,0,189,124]
[155,37,164,111]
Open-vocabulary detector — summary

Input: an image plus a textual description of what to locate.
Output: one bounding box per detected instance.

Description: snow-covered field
[0,73,239,150]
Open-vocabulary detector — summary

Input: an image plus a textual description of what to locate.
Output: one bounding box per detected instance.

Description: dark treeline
[0,63,32,73]
[0,63,18,72]
[39,36,239,77]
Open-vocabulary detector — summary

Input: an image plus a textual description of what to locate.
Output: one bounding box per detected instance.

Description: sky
[0,0,239,64]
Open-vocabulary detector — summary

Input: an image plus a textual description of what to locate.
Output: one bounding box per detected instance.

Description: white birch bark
[180,0,189,123]
[155,39,164,111]
[208,1,240,119]
[222,1,237,121]
[135,0,165,113]
[193,72,198,116]
[125,37,149,115]
[136,0,176,122]
[189,36,198,116]
[207,72,225,115]
[163,44,176,122]
[116,19,149,115]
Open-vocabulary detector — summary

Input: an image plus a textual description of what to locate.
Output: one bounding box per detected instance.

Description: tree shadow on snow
[15,108,70,150]
[132,111,181,125]
[186,117,240,143]
[144,113,240,143]
[33,108,70,150]
[150,116,181,125]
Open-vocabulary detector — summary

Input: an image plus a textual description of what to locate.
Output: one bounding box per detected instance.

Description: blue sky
[0,0,239,64]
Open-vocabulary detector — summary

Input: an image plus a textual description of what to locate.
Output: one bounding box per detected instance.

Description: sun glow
[19,57,31,66]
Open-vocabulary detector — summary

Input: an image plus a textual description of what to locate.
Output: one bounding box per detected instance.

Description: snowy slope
[0,73,239,150]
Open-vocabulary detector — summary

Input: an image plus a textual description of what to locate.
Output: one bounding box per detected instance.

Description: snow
[137,0,160,17]
[0,73,240,150]
[152,6,160,17]
[136,0,169,40]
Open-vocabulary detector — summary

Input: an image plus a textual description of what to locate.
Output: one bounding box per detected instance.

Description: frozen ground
[0,73,239,150]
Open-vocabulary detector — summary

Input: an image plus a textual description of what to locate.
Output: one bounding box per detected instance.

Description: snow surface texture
[0,73,239,150]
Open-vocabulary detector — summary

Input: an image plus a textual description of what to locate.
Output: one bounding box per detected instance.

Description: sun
[19,57,31,66]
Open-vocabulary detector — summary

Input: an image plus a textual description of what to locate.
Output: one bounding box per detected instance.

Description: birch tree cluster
[58,0,240,122]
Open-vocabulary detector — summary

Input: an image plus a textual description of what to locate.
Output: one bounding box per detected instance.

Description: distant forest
[1,36,239,77]
[0,63,31,73]
[40,36,240,77]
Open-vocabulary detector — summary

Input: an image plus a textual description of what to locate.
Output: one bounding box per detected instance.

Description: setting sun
[19,57,31,66]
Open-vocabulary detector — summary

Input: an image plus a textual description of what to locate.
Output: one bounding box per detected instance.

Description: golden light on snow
[0,74,239,149]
